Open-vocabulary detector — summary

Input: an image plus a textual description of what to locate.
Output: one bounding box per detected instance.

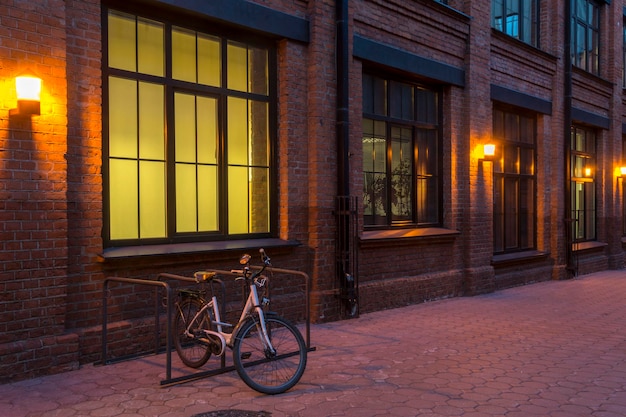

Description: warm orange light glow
[584,167,592,177]
[620,166,626,177]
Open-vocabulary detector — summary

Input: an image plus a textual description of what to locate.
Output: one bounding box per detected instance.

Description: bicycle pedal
[240,352,252,360]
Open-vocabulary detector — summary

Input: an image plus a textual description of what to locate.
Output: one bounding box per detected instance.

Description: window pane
[109,159,138,239]
[416,88,437,124]
[175,93,197,163]
[108,11,136,72]
[198,34,221,87]
[520,178,534,248]
[494,176,504,252]
[504,177,519,249]
[389,81,413,121]
[363,75,387,116]
[228,41,248,92]
[416,128,438,224]
[390,126,412,221]
[197,96,218,164]
[249,46,268,95]
[176,163,198,233]
[250,100,269,166]
[228,97,249,165]
[228,166,249,234]
[137,18,164,76]
[139,161,166,238]
[198,165,218,231]
[362,119,387,224]
[172,28,197,83]
[139,82,164,160]
[109,77,137,158]
[249,167,269,233]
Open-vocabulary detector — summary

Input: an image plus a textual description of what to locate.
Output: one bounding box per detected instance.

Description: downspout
[336,0,358,316]
[563,0,575,277]
[336,0,349,197]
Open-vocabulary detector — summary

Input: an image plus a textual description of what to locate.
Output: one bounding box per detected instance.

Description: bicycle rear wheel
[233,315,307,394]
[172,297,213,368]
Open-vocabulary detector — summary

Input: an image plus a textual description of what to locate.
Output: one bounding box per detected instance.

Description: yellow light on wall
[10,76,42,116]
[584,167,592,177]
[619,166,626,177]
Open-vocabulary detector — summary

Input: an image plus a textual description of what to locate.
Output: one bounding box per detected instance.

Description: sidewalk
[2,270,626,417]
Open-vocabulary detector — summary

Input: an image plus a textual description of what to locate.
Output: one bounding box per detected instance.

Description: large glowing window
[105,9,273,245]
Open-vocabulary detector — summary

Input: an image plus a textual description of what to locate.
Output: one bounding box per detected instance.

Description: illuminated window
[570,126,596,242]
[362,73,441,227]
[105,9,273,245]
[492,108,536,254]
[491,0,539,46]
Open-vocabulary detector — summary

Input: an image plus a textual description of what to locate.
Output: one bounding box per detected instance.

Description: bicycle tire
[233,315,307,394]
[172,297,213,368]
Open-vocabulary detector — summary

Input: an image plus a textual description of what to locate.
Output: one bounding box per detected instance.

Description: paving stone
[3,271,626,416]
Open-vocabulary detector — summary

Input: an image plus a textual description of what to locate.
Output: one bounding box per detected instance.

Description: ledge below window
[492,250,549,266]
[360,227,460,246]
[572,241,607,252]
[98,238,301,261]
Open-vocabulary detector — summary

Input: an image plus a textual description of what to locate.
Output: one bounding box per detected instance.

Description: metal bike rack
[101,277,175,381]
[101,266,314,387]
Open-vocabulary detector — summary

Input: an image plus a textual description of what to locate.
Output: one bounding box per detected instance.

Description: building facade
[2,0,626,382]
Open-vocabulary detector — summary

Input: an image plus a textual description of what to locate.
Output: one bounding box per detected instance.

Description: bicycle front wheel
[233,315,307,394]
[172,297,213,368]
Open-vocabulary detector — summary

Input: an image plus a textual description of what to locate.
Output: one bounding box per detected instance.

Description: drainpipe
[563,0,575,277]
[336,0,358,317]
[336,0,349,197]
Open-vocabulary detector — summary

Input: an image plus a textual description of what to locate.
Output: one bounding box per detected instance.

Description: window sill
[492,250,549,266]
[98,238,300,261]
[360,227,460,246]
[572,241,607,252]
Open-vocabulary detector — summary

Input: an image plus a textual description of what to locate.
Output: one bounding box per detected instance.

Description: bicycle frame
[180,278,275,357]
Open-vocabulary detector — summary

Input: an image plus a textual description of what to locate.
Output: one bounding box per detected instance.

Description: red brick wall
[0,0,77,383]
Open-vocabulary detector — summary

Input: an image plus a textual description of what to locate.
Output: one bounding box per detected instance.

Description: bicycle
[171,248,308,394]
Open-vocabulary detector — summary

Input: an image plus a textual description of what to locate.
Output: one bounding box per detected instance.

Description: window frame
[492,106,538,255]
[361,71,443,229]
[571,0,601,75]
[491,0,540,47]
[102,6,278,247]
[570,125,597,243]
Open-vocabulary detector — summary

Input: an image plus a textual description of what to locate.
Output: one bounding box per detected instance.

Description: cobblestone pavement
[2,270,626,417]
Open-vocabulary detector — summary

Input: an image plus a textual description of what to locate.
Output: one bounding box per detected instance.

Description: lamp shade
[483,144,496,158]
[16,76,41,101]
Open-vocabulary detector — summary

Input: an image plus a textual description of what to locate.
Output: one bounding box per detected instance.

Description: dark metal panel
[490,85,552,115]
[353,35,465,87]
[571,108,610,129]
[147,0,309,42]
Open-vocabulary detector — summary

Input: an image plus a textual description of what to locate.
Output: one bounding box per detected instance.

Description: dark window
[571,0,600,74]
[362,73,442,228]
[570,126,596,242]
[492,108,537,254]
[491,0,540,46]
[104,8,274,246]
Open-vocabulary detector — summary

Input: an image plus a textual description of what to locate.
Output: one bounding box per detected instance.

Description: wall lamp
[481,143,496,162]
[619,166,626,178]
[10,76,41,117]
